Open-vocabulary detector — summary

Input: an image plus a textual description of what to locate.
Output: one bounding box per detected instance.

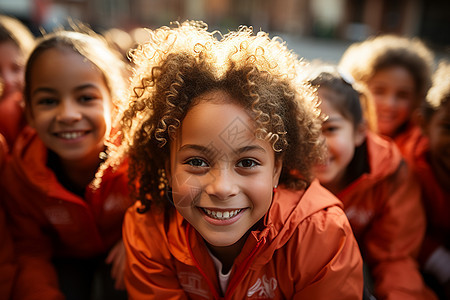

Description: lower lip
[200,208,246,226]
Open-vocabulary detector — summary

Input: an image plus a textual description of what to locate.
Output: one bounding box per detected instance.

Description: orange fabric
[0,134,17,300]
[1,127,132,300]
[410,138,450,266]
[393,122,424,163]
[124,180,363,300]
[0,92,26,151]
[337,132,436,300]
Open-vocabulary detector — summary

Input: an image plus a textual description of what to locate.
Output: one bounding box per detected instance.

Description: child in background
[0,133,16,299]
[308,66,436,300]
[101,21,364,299]
[1,30,131,300]
[0,15,35,150]
[413,61,450,300]
[338,35,434,161]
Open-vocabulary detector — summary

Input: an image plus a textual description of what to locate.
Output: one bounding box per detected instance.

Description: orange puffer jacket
[124,180,364,300]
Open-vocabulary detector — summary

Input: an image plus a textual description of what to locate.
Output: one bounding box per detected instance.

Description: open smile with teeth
[56,131,87,140]
[202,208,243,220]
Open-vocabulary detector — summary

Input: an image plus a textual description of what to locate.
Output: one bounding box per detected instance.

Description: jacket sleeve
[0,206,16,300]
[292,205,363,300]
[123,206,188,300]
[364,161,437,300]
[2,190,64,300]
[0,136,17,300]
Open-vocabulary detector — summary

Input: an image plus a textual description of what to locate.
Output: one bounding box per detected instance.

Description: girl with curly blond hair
[105,21,364,299]
[339,34,434,161]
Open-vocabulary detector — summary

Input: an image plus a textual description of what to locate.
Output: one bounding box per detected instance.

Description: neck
[206,231,250,274]
[322,181,343,195]
[59,154,102,191]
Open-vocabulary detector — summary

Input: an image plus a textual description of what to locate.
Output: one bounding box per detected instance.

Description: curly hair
[422,60,450,121]
[339,34,434,108]
[101,21,325,211]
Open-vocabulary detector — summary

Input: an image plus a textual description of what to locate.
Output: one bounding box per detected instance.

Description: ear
[272,156,283,187]
[354,122,367,147]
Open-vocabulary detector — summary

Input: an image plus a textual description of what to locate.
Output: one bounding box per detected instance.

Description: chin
[203,234,242,248]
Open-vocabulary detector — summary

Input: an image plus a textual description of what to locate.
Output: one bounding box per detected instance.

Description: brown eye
[237,159,258,168]
[186,158,208,167]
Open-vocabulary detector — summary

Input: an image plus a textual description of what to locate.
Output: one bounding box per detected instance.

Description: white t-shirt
[208,249,232,294]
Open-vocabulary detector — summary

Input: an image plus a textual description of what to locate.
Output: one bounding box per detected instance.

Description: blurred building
[0,0,449,47]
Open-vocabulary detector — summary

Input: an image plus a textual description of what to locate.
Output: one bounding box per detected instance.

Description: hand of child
[105,239,126,290]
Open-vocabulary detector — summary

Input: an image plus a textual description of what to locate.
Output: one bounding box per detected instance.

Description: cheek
[325,136,345,155]
[171,171,203,208]
[92,109,110,134]
[398,102,412,115]
[244,171,276,202]
[330,136,354,162]
[30,113,49,129]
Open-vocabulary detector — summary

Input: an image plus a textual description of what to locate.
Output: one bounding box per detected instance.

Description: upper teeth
[203,208,242,220]
[59,132,84,139]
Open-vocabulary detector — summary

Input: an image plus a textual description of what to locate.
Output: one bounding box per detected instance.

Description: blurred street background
[1,0,449,63]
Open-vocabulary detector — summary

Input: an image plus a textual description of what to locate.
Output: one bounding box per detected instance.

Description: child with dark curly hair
[339,35,434,162]
[413,61,450,300]
[308,65,437,300]
[1,29,131,300]
[101,21,364,299]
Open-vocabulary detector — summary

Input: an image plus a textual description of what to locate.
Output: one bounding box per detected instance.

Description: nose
[56,100,82,123]
[204,167,239,201]
[378,93,396,108]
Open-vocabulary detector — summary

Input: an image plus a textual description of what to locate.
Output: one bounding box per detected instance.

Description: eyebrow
[179,144,266,155]
[31,83,99,96]
[235,145,266,155]
[32,87,56,96]
[324,116,344,123]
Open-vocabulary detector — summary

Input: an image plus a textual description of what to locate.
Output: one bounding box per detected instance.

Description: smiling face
[168,90,282,249]
[27,47,112,167]
[367,66,417,137]
[0,41,25,100]
[313,95,365,194]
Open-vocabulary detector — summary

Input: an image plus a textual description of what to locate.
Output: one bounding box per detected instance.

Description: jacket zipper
[185,224,267,300]
[224,236,266,299]
[186,224,221,300]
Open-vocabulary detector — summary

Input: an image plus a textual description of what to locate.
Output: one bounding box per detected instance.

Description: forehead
[319,97,342,117]
[370,66,415,87]
[29,47,105,87]
[0,41,22,63]
[180,93,255,147]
